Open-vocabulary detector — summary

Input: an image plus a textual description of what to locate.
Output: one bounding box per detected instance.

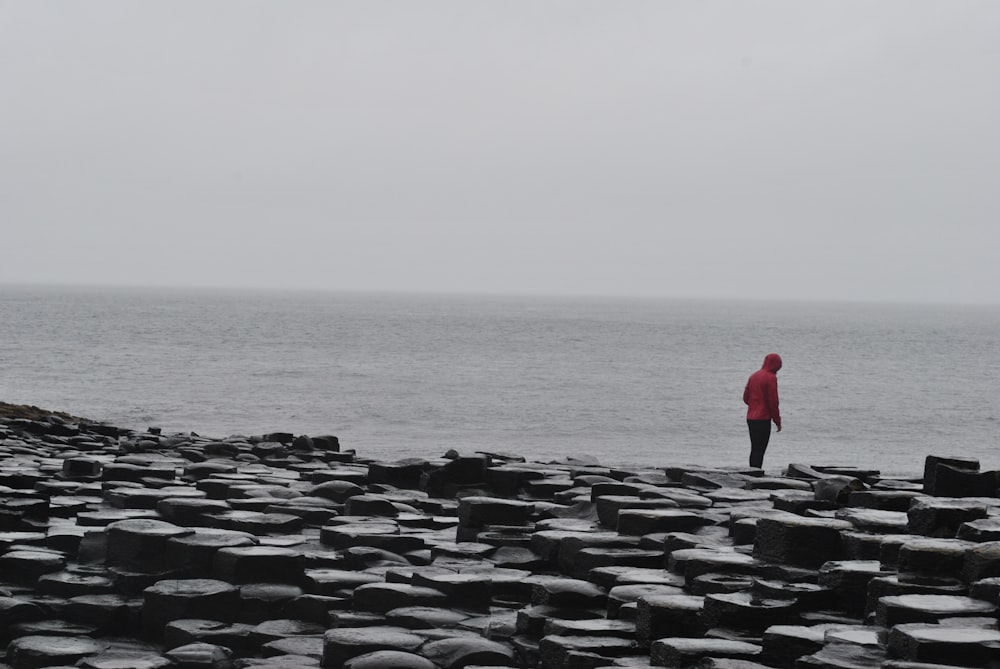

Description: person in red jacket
[743,353,782,468]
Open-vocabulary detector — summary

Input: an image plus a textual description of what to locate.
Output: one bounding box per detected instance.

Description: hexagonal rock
[607,584,686,619]
[650,638,762,667]
[383,606,471,630]
[896,537,976,579]
[483,464,546,495]
[887,623,1000,665]
[211,545,304,584]
[163,528,259,578]
[320,525,425,554]
[155,497,232,526]
[62,456,104,479]
[303,568,384,596]
[875,594,998,627]
[250,618,326,650]
[753,579,835,610]
[930,464,999,499]
[864,575,967,616]
[642,488,714,509]
[636,594,705,646]
[458,496,535,529]
[679,471,747,489]
[420,637,517,668]
[668,548,758,582]
[543,617,636,639]
[565,548,657,580]
[35,570,116,598]
[530,578,607,608]
[106,485,206,510]
[261,636,326,659]
[907,497,989,538]
[105,518,195,572]
[752,516,852,568]
[423,454,492,494]
[824,627,883,649]
[699,591,799,633]
[923,455,980,493]
[969,576,1000,603]
[689,573,754,596]
[164,642,234,667]
[307,480,364,503]
[797,640,887,668]
[202,509,305,535]
[555,533,641,574]
[817,560,891,615]
[227,583,299,627]
[528,529,607,562]
[102,461,175,482]
[616,509,710,536]
[957,517,1000,542]
[163,618,255,655]
[343,495,415,518]
[322,626,425,667]
[78,650,175,669]
[877,534,926,568]
[311,466,368,484]
[410,572,493,610]
[761,624,859,667]
[6,635,106,669]
[6,619,99,642]
[962,541,1000,582]
[590,481,645,499]
[727,508,797,544]
[341,650,437,669]
[589,566,686,589]
[182,461,238,480]
[63,593,139,634]
[0,549,67,585]
[352,583,449,614]
[770,490,837,515]
[847,489,924,512]
[813,475,866,504]
[515,604,604,638]
[538,634,639,668]
[142,579,240,640]
[366,459,428,490]
[834,508,910,535]
[0,530,48,551]
[594,495,679,528]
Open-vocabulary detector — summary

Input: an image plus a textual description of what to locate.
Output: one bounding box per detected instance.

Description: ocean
[2,285,997,477]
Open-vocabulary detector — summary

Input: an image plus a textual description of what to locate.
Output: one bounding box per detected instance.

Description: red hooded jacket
[744,353,782,429]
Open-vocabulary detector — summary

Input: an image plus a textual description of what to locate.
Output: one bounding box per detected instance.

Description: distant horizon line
[2,279,997,309]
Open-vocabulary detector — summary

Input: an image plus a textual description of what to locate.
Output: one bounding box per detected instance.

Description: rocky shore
[2,405,1000,668]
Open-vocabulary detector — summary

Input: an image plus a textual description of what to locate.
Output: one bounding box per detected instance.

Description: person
[743,353,782,468]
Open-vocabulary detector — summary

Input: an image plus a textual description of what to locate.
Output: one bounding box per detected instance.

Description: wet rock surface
[4,409,1000,667]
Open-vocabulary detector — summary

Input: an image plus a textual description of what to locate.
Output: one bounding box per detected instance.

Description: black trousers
[747,419,772,468]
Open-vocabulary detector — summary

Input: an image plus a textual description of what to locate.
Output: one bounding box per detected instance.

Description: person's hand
[776,424,782,432]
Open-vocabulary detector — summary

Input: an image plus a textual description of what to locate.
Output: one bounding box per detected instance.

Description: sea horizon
[3,284,997,477]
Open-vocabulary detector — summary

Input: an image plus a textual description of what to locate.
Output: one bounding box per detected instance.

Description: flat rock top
[323,625,424,644]
[657,638,762,652]
[883,594,998,614]
[895,625,1000,643]
[144,579,236,595]
[106,519,191,536]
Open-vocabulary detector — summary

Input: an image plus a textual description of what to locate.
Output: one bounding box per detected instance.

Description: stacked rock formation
[2,406,1000,668]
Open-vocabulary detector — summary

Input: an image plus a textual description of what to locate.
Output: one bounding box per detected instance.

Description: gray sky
[2,1,998,304]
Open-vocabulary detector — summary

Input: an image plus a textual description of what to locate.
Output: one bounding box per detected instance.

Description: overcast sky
[2,1,998,303]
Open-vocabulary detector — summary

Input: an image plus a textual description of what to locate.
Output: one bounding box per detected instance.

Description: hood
[762,353,782,373]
